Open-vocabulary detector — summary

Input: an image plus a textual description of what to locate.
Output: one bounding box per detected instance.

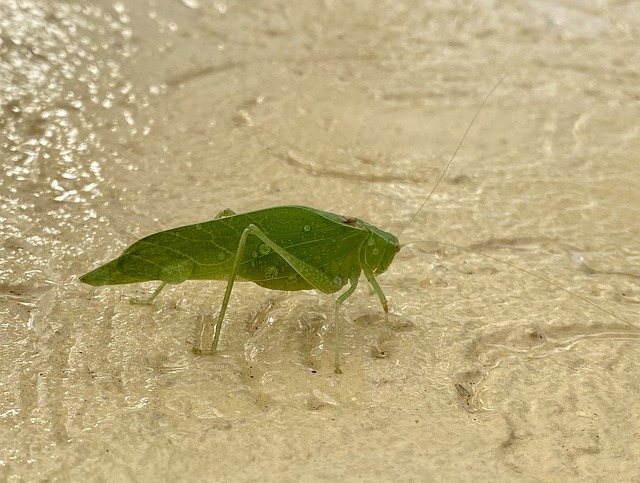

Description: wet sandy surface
[1,1,639,481]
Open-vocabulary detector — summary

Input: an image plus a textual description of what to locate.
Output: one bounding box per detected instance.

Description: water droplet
[332,276,342,289]
[287,274,297,282]
[367,238,375,247]
[251,250,258,258]
[265,266,279,279]
[259,243,272,255]
[372,248,380,256]
[217,252,226,261]
[303,224,311,232]
[250,260,256,267]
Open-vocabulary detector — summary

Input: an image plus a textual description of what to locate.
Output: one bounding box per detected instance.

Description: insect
[80,207,400,373]
[79,78,504,373]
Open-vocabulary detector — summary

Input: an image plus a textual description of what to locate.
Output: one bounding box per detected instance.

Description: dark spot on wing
[341,216,358,226]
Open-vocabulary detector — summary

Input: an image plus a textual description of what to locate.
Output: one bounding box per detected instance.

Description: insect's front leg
[362,268,389,326]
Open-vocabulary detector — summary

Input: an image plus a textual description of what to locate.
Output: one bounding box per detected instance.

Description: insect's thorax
[355,218,401,275]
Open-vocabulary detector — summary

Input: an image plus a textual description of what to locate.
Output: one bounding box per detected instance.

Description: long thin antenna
[399,74,507,237]
[398,75,636,332]
[404,239,638,331]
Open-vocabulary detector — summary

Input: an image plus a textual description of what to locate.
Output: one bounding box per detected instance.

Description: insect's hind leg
[197,223,350,367]
[237,224,358,372]
[196,222,336,355]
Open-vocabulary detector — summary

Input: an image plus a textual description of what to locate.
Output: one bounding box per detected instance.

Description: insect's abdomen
[79,222,240,286]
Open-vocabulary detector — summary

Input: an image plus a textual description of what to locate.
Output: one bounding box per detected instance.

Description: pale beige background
[1,1,639,481]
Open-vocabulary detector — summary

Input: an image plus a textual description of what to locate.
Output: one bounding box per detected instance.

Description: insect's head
[356,219,401,275]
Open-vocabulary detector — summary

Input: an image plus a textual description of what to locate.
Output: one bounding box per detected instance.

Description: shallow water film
[1,1,639,481]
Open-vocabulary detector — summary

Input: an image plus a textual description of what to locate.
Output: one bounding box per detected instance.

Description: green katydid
[80,79,504,373]
[80,207,399,373]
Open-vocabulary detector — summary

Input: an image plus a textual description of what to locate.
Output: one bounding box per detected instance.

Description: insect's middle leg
[130,281,167,305]
[333,274,360,374]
